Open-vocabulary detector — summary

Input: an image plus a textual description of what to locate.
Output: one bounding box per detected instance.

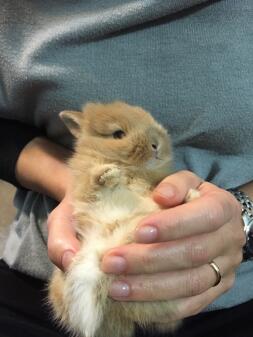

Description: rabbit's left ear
[59,110,83,138]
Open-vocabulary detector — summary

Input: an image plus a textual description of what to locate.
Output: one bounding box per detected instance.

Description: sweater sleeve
[0,119,43,187]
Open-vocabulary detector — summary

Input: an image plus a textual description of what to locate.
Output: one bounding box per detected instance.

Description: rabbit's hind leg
[97,316,135,337]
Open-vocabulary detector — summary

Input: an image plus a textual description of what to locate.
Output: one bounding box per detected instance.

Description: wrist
[15,137,72,201]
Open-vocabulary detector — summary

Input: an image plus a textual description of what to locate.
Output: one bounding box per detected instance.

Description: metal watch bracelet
[228,189,253,261]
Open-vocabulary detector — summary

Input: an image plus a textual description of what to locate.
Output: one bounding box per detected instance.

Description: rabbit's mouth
[155,155,162,160]
[145,156,169,170]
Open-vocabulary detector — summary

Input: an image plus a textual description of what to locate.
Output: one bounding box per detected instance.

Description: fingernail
[109,281,130,298]
[62,250,75,270]
[155,183,175,199]
[136,225,158,243]
[102,256,127,274]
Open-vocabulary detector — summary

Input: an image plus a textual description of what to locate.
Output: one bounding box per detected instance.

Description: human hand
[101,170,245,320]
[47,192,80,271]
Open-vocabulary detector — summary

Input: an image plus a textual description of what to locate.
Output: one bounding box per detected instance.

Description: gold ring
[209,261,222,287]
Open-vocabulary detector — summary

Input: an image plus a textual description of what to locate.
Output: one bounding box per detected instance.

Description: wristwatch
[228,189,253,262]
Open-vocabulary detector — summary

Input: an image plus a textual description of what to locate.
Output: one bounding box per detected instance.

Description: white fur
[75,181,158,232]
[64,239,104,337]
[64,182,160,337]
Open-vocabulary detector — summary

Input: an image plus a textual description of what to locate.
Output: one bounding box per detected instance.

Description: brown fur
[48,102,181,337]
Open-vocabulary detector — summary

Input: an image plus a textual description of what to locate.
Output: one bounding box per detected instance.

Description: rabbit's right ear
[59,110,83,138]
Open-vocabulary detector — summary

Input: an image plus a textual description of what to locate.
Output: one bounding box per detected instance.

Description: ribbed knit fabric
[1,0,253,311]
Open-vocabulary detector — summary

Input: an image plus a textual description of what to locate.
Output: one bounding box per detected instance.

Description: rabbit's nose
[151,144,160,159]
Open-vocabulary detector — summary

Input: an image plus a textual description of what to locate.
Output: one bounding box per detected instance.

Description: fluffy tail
[63,251,107,337]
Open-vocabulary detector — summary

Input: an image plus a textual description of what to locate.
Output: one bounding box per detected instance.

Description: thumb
[153,170,203,207]
[47,198,80,271]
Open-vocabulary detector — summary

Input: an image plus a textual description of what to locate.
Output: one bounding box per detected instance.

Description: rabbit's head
[60,101,172,181]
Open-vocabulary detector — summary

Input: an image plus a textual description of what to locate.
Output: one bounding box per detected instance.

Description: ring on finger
[209,260,222,287]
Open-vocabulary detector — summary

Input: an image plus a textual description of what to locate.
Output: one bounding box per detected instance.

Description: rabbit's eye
[113,130,125,139]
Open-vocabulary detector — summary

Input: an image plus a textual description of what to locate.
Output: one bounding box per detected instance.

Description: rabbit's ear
[59,110,83,138]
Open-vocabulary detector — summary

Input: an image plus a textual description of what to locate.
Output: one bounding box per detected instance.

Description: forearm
[15,137,72,201]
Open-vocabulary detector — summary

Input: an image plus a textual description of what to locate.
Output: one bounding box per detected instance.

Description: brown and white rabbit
[49,101,188,337]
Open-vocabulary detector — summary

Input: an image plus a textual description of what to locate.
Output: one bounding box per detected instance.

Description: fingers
[102,183,242,275]
[108,265,215,301]
[102,226,238,275]
[47,198,80,270]
[101,170,243,318]
[173,272,236,320]
[136,186,235,243]
[107,256,237,302]
[156,273,234,322]
[152,170,203,208]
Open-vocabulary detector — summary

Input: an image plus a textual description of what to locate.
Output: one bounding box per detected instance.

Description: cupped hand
[101,170,246,320]
[47,193,80,271]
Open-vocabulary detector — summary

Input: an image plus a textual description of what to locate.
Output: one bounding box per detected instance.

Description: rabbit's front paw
[97,165,122,187]
[185,188,200,202]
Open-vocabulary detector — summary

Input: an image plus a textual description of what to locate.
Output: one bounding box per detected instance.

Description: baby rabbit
[49,101,179,337]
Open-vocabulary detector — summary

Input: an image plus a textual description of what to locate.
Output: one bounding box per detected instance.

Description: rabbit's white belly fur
[65,184,160,337]
[76,183,159,230]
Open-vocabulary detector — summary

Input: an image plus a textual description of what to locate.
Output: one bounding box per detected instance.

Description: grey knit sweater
[1,0,253,311]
